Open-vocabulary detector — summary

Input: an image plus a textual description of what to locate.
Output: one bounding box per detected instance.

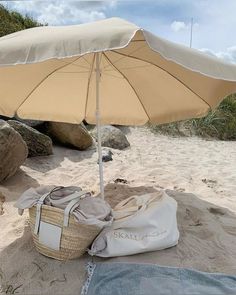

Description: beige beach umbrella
[0,17,236,198]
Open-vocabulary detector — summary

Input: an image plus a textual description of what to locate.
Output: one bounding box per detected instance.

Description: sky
[1,0,236,63]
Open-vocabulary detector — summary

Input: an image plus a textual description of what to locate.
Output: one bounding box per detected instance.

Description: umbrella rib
[84,53,96,118]
[112,50,212,109]
[103,52,151,122]
[55,58,90,70]
[16,56,83,112]
[103,44,146,71]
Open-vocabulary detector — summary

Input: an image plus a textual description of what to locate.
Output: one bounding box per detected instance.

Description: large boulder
[47,122,93,150]
[15,115,44,128]
[0,115,44,128]
[0,120,28,182]
[16,119,44,128]
[0,115,10,121]
[92,125,130,150]
[8,120,53,157]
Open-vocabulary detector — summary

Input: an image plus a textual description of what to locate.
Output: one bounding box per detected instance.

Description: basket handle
[34,193,51,235]
[63,191,90,227]
[34,190,89,234]
[48,190,86,206]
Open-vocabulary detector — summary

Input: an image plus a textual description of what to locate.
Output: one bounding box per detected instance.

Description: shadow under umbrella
[99,187,236,275]
[0,168,39,202]
[23,145,97,174]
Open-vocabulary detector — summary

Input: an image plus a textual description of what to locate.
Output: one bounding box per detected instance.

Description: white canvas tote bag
[89,190,179,257]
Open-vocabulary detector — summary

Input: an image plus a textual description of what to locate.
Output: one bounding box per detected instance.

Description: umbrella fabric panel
[1,18,236,124]
[143,30,236,82]
[0,59,66,117]
[1,47,236,124]
[1,48,236,125]
[113,36,236,109]
[85,53,148,125]
[17,71,88,124]
[15,52,148,125]
[1,17,236,83]
[17,57,90,123]
[0,18,139,66]
[13,48,209,126]
[104,51,209,124]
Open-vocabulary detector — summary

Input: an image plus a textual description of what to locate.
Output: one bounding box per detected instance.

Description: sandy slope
[0,127,236,294]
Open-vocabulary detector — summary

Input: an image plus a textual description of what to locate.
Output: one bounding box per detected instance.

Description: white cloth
[1,17,236,82]
[89,190,179,257]
[15,186,113,228]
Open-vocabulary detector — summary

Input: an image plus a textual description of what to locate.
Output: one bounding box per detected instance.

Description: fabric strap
[112,194,160,226]
[34,190,89,234]
[34,193,50,235]
[63,191,89,227]
[48,191,84,206]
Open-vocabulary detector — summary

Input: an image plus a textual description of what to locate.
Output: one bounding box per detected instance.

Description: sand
[0,126,236,294]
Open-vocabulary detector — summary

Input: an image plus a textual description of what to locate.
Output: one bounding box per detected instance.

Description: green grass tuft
[149,94,236,140]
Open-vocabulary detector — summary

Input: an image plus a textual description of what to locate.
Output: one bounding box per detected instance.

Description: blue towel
[81,262,236,295]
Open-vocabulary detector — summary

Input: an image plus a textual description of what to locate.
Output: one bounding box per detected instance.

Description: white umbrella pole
[95,52,105,199]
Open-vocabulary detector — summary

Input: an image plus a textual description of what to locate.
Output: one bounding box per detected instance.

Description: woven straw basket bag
[28,189,102,261]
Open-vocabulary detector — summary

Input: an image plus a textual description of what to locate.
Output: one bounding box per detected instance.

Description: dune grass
[150,94,236,140]
[0,4,44,37]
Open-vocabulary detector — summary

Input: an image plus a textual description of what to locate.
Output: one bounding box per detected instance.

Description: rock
[113,125,132,135]
[47,122,93,150]
[0,114,45,128]
[92,125,130,150]
[15,115,44,128]
[102,150,113,162]
[97,150,113,163]
[0,120,28,182]
[8,120,53,157]
[114,178,128,184]
[85,124,96,132]
[0,115,10,121]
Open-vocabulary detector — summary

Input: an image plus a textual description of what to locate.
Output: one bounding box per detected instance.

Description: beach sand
[0,127,236,294]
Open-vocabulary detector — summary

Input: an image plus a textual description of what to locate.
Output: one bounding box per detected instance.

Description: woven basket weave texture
[29,204,101,260]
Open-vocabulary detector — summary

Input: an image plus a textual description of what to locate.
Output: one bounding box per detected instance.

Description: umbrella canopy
[1,17,236,198]
[1,17,236,126]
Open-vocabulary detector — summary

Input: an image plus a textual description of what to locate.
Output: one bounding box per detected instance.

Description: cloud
[1,0,236,64]
[170,20,199,33]
[200,48,217,57]
[35,2,106,25]
[171,21,187,32]
[1,1,116,25]
[200,47,236,64]
[221,46,236,63]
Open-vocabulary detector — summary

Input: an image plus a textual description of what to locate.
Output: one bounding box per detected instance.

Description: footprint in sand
[202,178,217,189]
[207,207,226,216]
[185,208,203,226]
[173,186,185,192]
